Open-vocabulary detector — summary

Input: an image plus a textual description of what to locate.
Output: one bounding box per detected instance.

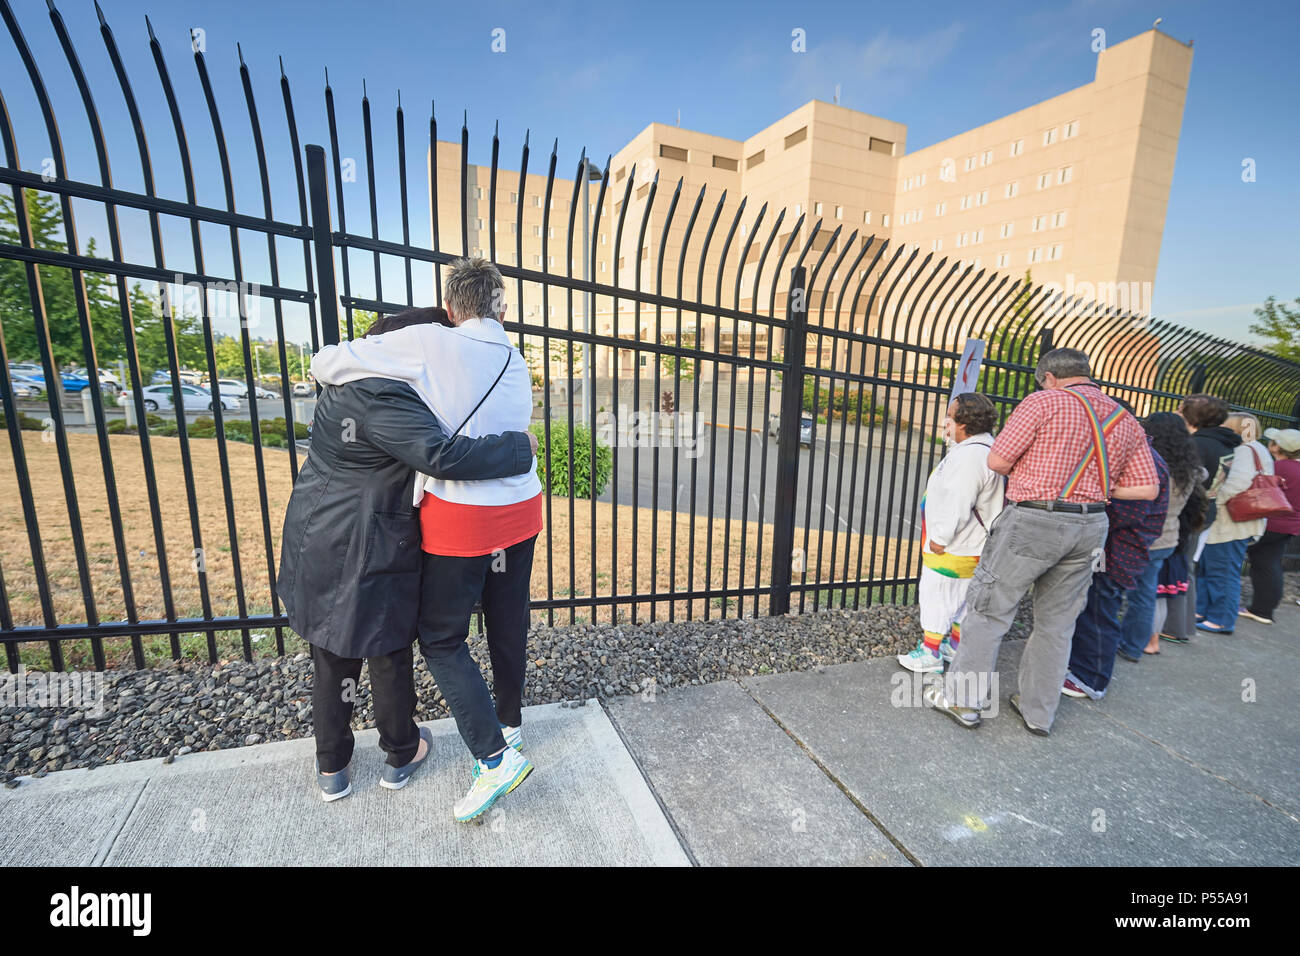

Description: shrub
[0,412,46,431]
[107,419,138,435]
[800,380,888,426]
[529,422,611,498]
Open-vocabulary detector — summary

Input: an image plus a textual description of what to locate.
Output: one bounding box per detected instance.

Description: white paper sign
[950,338,986,402]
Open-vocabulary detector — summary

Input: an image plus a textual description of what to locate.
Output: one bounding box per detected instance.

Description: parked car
[291,381,315,397]
[9,374,45,399]
[767,412,815,447]
[150,369,205,386]
[69,367,122,396]
[15,368,93,394]
[120,383,240,412]
[208,378,279,401]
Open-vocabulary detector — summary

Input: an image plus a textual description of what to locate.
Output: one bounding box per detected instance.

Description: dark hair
[1143,411,1201,494]
[361,306,452,338]
[951,392,997,437]
[1180,393,1228,429]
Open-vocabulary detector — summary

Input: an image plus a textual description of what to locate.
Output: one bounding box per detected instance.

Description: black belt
[1013,499,1107,515]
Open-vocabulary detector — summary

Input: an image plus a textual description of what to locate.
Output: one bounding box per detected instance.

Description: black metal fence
[2,0,1298,672]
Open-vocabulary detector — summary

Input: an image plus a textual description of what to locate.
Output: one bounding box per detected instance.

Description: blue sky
[2,0,1297,346]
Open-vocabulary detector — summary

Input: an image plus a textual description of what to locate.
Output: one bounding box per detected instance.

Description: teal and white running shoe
[472,724,523,779]
[454,747,534,824]
[897,640,943,673]
[939,637,958,664]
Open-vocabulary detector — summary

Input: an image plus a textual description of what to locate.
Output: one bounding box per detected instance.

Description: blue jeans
[1117,546,1176,660]
[1195,537,1251,630]
[1066,572,1127,698]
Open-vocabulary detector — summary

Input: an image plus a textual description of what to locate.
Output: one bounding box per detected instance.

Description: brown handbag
[1224,446,1292,521]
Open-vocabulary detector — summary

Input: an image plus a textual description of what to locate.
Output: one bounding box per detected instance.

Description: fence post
[1188,362,1207,395]
[1032,326,1053,390]
[769,266,808,616]
[305,144,341,348]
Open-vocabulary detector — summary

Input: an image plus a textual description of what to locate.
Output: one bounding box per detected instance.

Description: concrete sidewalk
[0,700,687,866]
[3,608,1296,866]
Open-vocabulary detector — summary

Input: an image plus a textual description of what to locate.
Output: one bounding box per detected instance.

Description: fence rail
[1,0,1298,671]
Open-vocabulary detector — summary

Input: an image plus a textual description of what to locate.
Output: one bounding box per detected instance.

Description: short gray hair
[1035,347,1090,383]
[444,257,505,320]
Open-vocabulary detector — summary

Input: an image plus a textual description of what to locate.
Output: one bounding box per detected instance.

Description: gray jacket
[277,378,533,658]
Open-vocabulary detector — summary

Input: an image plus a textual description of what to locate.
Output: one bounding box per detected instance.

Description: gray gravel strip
[0,600,1033,783]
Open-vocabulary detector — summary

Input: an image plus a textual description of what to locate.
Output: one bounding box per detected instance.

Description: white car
[9,374,45,399]
[69,367,122,396]
[291,381,315,397]
[120,383,240,412]
[211,378,279,401]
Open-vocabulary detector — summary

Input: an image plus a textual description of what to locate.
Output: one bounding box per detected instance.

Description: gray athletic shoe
[380,726,434,790]
[316,761,352,802]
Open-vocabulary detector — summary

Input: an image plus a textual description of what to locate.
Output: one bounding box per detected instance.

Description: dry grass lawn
[1,432,913,669]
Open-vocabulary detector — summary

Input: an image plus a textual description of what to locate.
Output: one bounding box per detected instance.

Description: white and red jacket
[311,318,542,556]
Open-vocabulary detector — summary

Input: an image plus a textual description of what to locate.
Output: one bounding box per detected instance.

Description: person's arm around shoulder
[364,382,536,479]
[311,327,431,386]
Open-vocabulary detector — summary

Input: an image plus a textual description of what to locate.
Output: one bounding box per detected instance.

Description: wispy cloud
[780,23,966,107]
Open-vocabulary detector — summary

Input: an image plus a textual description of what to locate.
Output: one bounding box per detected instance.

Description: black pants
[311,643,421,773]
[1246,530,1295,620]
[417,535,536,760]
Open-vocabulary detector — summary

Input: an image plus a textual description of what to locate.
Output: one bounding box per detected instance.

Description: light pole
[579,158,602,427]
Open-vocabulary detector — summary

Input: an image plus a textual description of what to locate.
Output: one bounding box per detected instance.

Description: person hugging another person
[898,393,1004,674]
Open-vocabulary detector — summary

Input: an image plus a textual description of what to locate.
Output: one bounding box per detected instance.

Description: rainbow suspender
[1058,387,1125,501]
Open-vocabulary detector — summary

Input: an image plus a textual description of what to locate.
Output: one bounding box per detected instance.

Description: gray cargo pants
[944,502,1109,731]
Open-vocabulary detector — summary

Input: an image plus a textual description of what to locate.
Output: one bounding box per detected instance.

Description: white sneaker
[939,637,958,663]
[501,724,523,752]
[454,747,534,824]
[897,640,943,673]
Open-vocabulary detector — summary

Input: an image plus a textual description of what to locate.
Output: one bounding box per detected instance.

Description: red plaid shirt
[991,383,1158,503]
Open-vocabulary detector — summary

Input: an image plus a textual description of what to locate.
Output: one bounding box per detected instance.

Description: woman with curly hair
[1116,411,1206,659]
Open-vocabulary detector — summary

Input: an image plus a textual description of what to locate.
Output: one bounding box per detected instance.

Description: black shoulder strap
[449,345,512,440]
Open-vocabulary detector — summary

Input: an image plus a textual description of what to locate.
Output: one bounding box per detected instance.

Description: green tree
[0,191,127,366]
[975,269,1040,401]
[1248,296,1300,362]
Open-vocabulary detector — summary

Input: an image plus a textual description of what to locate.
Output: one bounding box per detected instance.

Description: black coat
[277,378,533,658]
[1191,425,1241,527]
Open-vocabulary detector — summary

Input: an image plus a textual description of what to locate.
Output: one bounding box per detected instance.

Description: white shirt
[923,432,1005,556]
[310,319,541,506]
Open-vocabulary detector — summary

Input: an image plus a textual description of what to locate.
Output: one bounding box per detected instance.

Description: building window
[794,203,802,217]
[869,136,894,155]
[863,210,871,224]
[996,252,1010,268]
[1000,221,1014,239]
[747,149,765,168]
[1048,243,1062,261]
[534,255,542,266]
[1051,210,1067,228]
[932,237,943,252]
[532,225,541,237]
[1005,181,1019,199]
[814,201,824,216]
[509,222,516,234]
[531,195,541,207]
[614,167,626,182]
[636,183,650,199]
[956,232,967,248]
[981,149,993,166]
[475,218,484,230]
[784,126,808,149]
[935,201,946,216]
[712,154,738,171]
[1028,247,1042,264]
[964,156,975,172]
[834,205,843,220]
[548,227,555,239]
[960,195,970,211]
[882,213,890,227]
[1043,127,1058,146]
[1010,139,1023,157]
[1032,215,1046,232]
[978,189,988,206]
[919,172,927,186]
[474,186,483,199]
[972,228,983,244]
[1058,165,1074,184]
[1064,120,1079,139]
[1037,172,1051,190]
[660,144,688,162]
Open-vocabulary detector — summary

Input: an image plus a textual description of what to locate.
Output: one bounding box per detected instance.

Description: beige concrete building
[430,28,1191,385]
